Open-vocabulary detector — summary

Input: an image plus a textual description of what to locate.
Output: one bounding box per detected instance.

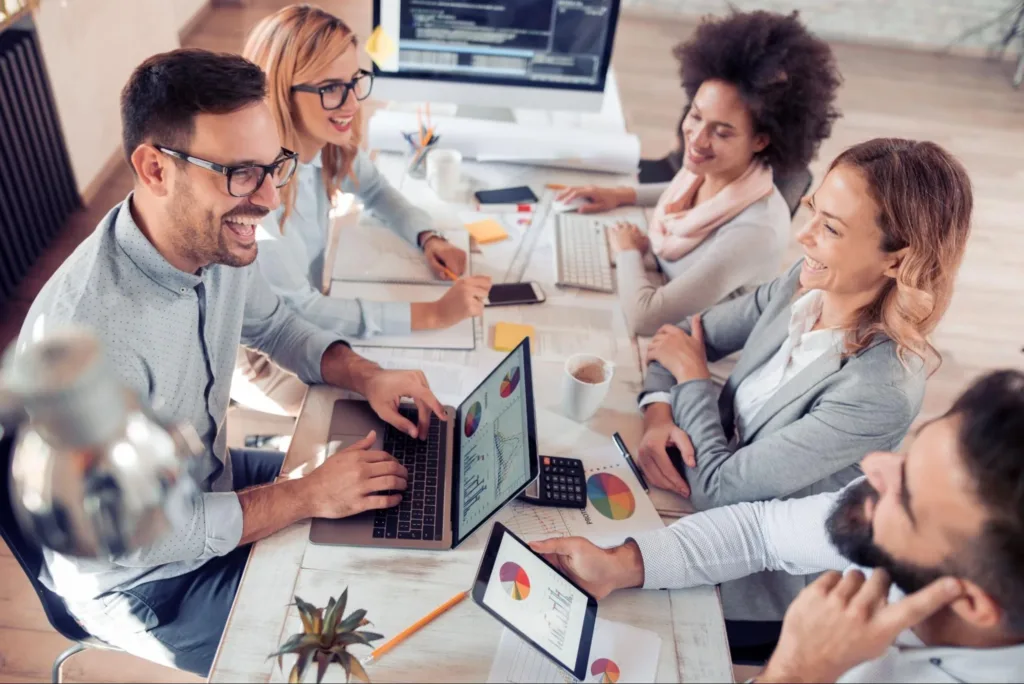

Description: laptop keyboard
[373,406,446,542]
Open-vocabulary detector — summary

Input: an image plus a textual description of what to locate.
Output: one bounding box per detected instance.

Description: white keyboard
[554,214,615,293]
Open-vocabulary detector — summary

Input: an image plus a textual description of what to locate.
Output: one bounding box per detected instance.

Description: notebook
[330,217,472,284]
[329,282,476,350]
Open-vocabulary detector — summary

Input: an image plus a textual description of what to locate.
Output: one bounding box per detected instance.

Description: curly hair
[674,10,842,174]
[834,138,972,369]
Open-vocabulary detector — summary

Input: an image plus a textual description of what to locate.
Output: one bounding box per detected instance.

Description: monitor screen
[374,0,621,94]
[453,340,536,544]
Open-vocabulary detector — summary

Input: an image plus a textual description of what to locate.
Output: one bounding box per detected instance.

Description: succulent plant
[269,588,384,683]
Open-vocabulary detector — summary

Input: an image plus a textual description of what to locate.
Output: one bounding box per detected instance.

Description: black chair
[0,429,126,683]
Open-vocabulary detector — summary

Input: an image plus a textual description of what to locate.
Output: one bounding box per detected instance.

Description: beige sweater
[618,183,791,336]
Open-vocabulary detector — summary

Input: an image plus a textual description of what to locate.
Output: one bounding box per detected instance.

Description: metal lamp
[1,326,203,557]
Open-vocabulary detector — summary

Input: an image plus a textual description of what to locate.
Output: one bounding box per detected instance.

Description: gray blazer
[642,260,925,620]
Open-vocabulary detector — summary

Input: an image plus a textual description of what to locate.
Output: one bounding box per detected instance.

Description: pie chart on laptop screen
[586,473,635,520]
[499,562,531,600]
[499,366,521,398]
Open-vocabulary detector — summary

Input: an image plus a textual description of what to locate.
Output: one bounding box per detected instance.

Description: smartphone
[485,282,546,307]
[474,186,539,205]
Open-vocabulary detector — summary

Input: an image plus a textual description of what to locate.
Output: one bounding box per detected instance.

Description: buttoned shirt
[18,196,341,601]
[634,481,1023,683]
[254,151,431,338]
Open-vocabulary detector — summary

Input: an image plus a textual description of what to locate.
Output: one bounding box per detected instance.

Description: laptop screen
[452,339,537,545]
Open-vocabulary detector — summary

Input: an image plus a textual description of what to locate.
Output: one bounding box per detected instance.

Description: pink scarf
[648,161,775,262]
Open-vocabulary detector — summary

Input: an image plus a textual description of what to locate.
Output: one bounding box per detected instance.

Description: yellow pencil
[440,265,458,281]
[363,591,467,665]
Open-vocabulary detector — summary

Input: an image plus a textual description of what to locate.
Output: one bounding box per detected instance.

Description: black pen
[612,431,648,492]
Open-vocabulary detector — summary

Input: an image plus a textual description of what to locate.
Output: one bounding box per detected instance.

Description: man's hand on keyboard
[364,368,447,440]
[556,185,636,214]
[307,431,408,517]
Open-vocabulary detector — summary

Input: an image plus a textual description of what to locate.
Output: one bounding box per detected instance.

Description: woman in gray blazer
[638,138,973,627]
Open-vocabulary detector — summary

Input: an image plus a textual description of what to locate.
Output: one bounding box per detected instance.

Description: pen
[612,431,648,491]
[362,590,467,665]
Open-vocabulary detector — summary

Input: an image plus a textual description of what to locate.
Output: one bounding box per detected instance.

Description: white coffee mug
[562,353,615,422]
[426,148,463,201]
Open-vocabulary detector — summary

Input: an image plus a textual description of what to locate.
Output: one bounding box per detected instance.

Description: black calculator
[518,456,586,508]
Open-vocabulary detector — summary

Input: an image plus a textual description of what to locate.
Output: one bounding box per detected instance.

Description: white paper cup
[426,148,463,201]
[562,353,614,422]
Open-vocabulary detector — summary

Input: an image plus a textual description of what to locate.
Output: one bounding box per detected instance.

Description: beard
[826,479,945,595]
[168,174,267,269]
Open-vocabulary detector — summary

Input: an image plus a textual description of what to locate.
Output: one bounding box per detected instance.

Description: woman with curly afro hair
[558,10,842,336]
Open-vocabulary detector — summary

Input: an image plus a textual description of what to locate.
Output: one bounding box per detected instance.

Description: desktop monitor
[371,0,622,113]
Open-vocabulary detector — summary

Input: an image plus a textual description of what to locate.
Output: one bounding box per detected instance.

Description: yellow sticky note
[365,25,397,69]
[494,322,536,352]
[465,218,508,245]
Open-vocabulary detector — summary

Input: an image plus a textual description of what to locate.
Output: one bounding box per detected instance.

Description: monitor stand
[454,104,516,123]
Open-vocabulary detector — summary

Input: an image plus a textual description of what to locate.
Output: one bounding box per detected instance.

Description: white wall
[624,0,1016,51]
[174,0,208,32]
[33,0,181,194]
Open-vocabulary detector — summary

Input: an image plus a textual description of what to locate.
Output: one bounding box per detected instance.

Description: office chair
[0,429,127,683]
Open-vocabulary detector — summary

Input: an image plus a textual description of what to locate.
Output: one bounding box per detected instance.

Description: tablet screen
[480,529,590,671]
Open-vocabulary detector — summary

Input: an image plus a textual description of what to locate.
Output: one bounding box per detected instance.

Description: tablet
[471,523,597,680]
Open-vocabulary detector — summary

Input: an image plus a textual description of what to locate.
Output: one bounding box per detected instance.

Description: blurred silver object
[1,327,202,557]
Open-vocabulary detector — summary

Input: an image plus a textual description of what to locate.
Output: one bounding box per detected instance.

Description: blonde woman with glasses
[235,4,491,416]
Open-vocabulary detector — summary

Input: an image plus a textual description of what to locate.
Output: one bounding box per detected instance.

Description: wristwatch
[418,230,446,250]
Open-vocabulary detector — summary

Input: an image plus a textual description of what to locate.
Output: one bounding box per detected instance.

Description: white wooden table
[210,114,732,683]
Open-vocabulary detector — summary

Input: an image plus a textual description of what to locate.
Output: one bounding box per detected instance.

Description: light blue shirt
[17,196,342,601]
[254,151,432,337]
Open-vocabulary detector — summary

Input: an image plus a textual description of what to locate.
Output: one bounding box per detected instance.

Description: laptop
[309,338,539,550]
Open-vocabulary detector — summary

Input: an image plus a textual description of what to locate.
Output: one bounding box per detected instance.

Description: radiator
[0,20,80,309]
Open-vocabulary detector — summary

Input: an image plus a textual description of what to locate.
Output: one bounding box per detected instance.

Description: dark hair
[120,48,267,167]
[949,370,1024,633]
[831,139,972,367]
[674,10,841,173]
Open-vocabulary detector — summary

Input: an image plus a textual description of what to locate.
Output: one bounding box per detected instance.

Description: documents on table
[497,444,663,547]
[330,282,476,350]
[331,218,471,284]
[487,618,661,684]
[374,356,490,407]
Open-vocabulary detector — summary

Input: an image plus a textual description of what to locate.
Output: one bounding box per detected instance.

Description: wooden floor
[2,1,1023,681]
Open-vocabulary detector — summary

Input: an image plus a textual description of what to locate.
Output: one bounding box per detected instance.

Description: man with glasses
[18,49,445,675]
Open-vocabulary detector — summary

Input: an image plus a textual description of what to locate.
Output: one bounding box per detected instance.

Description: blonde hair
[832,138,973,370]
[243,4,362,229]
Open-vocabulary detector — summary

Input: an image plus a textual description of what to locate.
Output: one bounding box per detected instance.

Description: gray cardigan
[641,260,925,620]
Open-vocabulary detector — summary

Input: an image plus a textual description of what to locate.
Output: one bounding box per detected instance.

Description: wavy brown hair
[835,139,973,368]
[243,4,361,230]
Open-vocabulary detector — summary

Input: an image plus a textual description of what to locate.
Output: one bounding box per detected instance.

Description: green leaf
[334,650,354,683]
[268,634,320,659]
[349,654,371,683]
[354,631,384,644]
[315,650,331,684]
[294,596,318,635]
[312,609,323,636]
[323,588,348,640]
[330,633,371,649]
[290,647,315,683]
[336,609,368,634]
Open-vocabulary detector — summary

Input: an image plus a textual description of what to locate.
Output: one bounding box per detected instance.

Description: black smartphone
[474,186,539,205]
[485,282,546,307]
[471,522,597,680]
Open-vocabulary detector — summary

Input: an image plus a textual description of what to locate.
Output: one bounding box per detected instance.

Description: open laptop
[309,338,539,550]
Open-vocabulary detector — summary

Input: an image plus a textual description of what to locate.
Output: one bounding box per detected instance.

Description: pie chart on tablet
[586,473,635,520]
[464,401,482,437]
[500,367,521,398]
[499,562,531,600]
[590,658,621,683]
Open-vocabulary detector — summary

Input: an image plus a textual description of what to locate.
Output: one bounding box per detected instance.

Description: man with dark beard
[17,49,445,675]
[532,370,1024,682]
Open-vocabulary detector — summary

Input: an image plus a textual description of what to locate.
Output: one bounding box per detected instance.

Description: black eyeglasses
[155,146,299,198]
[291,70,374,110]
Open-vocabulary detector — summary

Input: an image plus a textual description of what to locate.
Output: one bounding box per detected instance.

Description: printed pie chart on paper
[499,562,531,601]
[586,473,636,520]
[589,658,621,683]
